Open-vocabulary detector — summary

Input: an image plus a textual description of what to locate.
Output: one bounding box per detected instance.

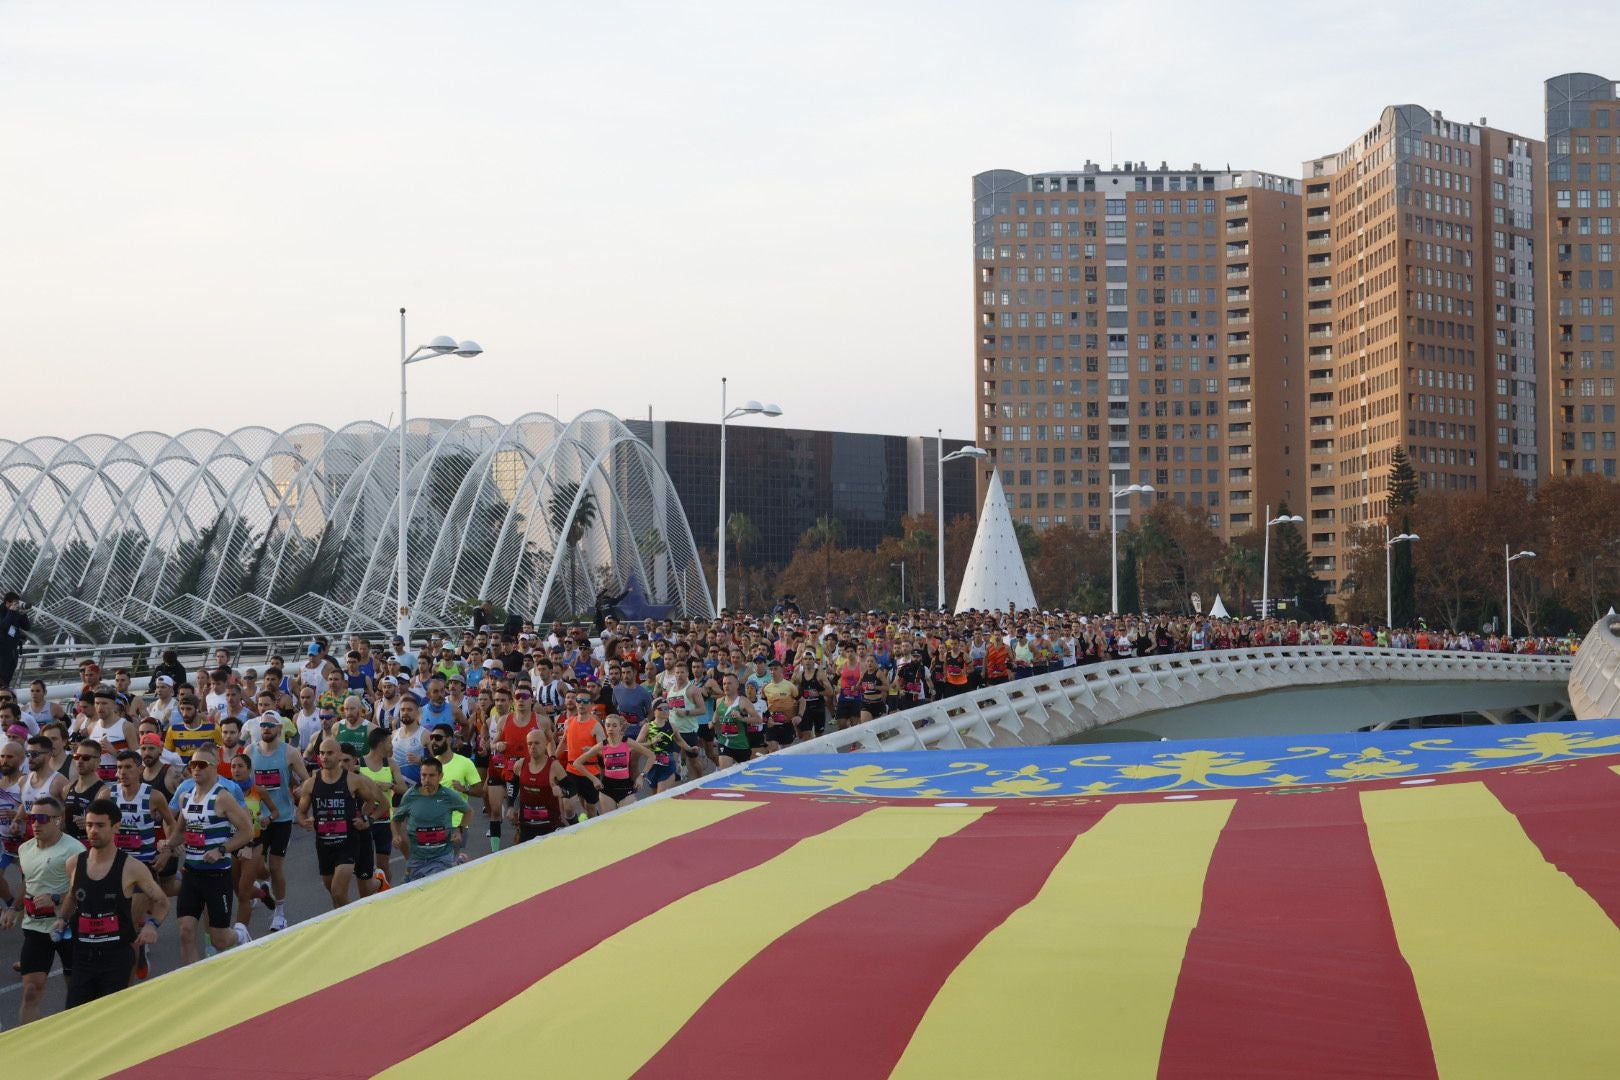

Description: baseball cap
[307,644,321,655]
[156,675,175,687]
[392,635,406,644]
[139,733,163,747]
[380,676,399,687]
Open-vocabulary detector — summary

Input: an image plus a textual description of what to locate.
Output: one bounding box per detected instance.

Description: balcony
[1308,283,1332,294]
[1228,401,1253,415]
[1229,449,1254,463]
[1307,231,1333,247]
[1309,418,1335,433]
[1309,374,1335,388]
[1307,185,1330,202]
[1226,265,1250,280]
[1307,329,1335,341]
[1227,314,1251,326]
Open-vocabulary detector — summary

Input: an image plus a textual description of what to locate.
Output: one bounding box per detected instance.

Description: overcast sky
[5,0,1617,443]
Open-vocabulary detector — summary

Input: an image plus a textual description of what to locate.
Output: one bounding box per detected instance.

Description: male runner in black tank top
[57,798,168,1008]
[296,737,387,909]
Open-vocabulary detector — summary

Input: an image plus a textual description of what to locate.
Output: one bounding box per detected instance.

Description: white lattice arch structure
[0,413,713,643]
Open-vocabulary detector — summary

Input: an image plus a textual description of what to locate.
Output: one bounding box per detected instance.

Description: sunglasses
[28,813,58,824]
[25,748,47,756]
[515,692,533,701]
[188,761,213,771]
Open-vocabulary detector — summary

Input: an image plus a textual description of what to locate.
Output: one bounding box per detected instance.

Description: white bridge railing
[777,646,1576,756]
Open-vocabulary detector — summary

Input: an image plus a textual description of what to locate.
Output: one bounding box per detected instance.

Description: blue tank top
[248,743,294,822]
[422,699,454,730]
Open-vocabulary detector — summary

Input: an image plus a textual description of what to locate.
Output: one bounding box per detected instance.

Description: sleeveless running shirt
[114,783,159,863]
[311,771,359,849]
[248,743,294,823]
[73,849,134,954]
[181,783,234,871]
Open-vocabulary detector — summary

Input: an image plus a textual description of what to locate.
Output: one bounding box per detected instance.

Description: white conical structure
[1207,594,1230,620]
[954,472,1037,613]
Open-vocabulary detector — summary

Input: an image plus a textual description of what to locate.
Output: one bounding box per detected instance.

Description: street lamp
[1383,525,1419,630]
[1260,505,1304,619]
[716,377,782,613]
[1109,473,1155,614]
[1505,546,1536,639]
[398,308,482,639]
[891,561,906,609]
[937,430,988,610]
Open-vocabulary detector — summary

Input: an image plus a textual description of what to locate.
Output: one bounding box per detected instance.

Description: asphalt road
[0,812,501,1026]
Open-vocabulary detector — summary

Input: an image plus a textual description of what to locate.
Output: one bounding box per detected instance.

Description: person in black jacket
[0,592,29,689]
[148,649,188,694]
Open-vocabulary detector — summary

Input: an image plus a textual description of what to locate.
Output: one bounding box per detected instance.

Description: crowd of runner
[0,604,1583,1025]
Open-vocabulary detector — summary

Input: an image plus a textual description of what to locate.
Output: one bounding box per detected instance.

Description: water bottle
[49,922,71,944]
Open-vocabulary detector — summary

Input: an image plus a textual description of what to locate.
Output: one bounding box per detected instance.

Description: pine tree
[1388,446,1418,508]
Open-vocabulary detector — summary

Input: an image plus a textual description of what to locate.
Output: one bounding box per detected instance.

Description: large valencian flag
[9,722,1620,1078]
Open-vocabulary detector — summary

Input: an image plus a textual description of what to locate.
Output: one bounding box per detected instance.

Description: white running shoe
[233,922,252,947]
[268,909,287,933]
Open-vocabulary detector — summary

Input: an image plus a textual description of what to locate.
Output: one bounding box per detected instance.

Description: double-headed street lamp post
[1109,474,1155,615]
[398,309,482,639]
[1260,505,1304,619]
[1384,525,1420,630]
[937,431,988,611]
[1505,546,1536,639]
[715,377,782,614]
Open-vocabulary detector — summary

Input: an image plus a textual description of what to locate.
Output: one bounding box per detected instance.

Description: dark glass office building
[627,420,978,568]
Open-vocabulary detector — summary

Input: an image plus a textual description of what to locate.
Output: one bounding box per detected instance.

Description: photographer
[0,593,28,690]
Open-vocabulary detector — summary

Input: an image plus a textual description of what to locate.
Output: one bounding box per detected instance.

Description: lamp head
[453,340,483,358]
[426,335,459,355]
[761,403,783,417]
[1515,550,1537,560]
[740,400,764,415]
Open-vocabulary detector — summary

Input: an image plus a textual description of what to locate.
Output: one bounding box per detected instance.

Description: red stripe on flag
[1484,758,1620,926]
[1157,790,1437,1080]
[117,798,870,1080]
[634,801,1110,1080]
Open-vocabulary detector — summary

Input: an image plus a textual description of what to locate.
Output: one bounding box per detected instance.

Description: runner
[5,796,82,1025]
[506,729,565,842]
[761,660,799,751]
[834,645,864,730]
[712,674,752,767]
[62,744,107,842]
[559,693,606,820]
[166,750,254,966]
[295,737,388,908]
[794,652,829,740]
[570,716,653,811]
[247,711,308,932]
[486,687,542,851]
[392,758,467,882]
[859,655,890,723]
[57,798,167,1008]
[636,703,693,793]
[356,729,404,895]
[112,750,176,980]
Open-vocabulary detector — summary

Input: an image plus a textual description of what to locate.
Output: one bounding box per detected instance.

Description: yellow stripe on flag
[383,804,988,1079]
[0,798,755,1077]
[1362,782,1620,1079]
[892,798,1233,1080]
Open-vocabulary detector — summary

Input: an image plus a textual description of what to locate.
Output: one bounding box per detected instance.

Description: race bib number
[77,914,120,936]
[316,819,348,837]
[414,826,448,846]
[183,829,205,848]
[255,769,281,788]
[114,830,141,850]
[520,805,550,824]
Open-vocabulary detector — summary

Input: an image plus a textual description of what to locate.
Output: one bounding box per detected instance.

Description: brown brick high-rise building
[1543,73,1620,479]
[971,165,1303,549]
[976,105,1543,605]
[1300,106,1543,590]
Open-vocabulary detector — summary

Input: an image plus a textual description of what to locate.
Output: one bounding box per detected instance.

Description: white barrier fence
[775,646,1576,756]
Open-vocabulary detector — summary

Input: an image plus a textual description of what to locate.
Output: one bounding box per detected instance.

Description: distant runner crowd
[0,605,1582,1025]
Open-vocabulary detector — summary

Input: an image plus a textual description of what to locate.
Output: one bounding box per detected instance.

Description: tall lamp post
[1383,525,1420,630]
[1109,473,1155,614]
[398,308,482,639]
[891,561,906,609]
[937,431,988,610]
[1260,505,1304,619]
[716,377,782,613]
[1505,546,1536,639]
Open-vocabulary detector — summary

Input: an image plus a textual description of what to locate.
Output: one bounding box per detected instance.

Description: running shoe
[254,880,273,911]
[372,869,390,891]
[233,922,252,947]
[268,909,287,932]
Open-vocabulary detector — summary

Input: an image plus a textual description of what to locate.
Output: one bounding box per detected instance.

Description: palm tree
[805,515,844,608]
[547,481,599,617]
[1214,542,1262,615]
[726,512,760,610]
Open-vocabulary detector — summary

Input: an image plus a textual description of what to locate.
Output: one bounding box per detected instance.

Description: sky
[5,0,1619,443]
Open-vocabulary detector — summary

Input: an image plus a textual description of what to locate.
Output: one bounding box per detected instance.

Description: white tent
[1208,594,1231,620]
[953,472,1038,613]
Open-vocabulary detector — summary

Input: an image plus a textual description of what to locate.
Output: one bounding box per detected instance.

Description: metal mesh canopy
[0,411,713,643]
